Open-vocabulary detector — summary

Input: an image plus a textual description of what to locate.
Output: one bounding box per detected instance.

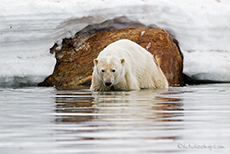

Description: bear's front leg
[114,73,140,91]
[126,73,140,90]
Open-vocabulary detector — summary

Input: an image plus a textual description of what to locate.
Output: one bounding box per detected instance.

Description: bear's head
[93,56,125,87]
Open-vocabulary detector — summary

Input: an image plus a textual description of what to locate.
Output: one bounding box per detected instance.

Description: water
[0,84,230,154]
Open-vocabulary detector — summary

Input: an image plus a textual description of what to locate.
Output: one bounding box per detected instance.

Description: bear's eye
[111,69,116,73]
[101,69,105,73]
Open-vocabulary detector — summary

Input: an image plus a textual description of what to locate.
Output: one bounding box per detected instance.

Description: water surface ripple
[0,84,230,154]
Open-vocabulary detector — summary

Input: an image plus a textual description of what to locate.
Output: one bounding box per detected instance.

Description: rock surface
[38,28,184,88]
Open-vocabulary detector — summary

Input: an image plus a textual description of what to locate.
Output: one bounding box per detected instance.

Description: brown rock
[38,28,184,88]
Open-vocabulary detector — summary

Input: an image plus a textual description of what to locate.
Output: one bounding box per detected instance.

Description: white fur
[90,39,168,91]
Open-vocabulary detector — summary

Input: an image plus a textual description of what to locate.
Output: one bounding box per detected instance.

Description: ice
[184,50,230,81]
[1,0,230,86]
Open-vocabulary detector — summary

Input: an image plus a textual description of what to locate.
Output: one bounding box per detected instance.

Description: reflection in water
[1,84,230,154]
[55,89,184,152]
[55,90,95,123]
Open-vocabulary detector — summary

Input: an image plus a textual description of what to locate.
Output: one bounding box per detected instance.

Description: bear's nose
[105,82,112,87]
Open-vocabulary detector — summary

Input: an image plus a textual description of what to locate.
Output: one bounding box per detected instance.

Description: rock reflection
[55,89,184,142]
[55,90,95,123]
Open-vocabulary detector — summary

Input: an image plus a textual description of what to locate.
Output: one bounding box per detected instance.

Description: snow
[1,0,230,86]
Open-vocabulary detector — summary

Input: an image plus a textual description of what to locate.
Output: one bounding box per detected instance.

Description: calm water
[0,84,230,154]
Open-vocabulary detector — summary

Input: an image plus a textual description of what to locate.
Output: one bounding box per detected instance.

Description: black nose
[105,82,112,87]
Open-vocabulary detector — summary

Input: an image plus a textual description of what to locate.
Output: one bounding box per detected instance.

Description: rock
[38,28,184,88]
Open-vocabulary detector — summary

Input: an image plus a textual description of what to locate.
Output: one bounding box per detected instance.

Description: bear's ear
[93,59,99,65]
[120,59,125,65]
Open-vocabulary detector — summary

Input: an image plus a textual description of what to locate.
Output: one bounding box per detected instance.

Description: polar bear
[90,39,168,91]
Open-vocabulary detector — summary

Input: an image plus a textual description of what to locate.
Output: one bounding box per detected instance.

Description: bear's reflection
[92,90,183,126]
